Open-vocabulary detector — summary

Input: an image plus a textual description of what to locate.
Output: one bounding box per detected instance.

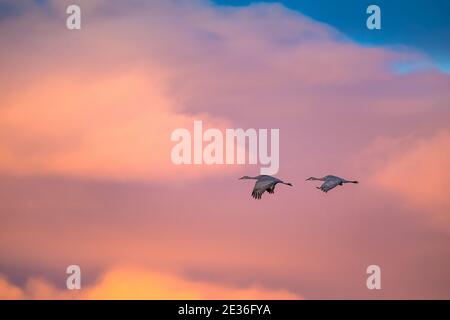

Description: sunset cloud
[1,0,448,182]
[0,267,301,300]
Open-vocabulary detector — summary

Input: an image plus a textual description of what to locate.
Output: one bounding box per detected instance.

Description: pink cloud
[371,131,450,230]
[1,0,448,182]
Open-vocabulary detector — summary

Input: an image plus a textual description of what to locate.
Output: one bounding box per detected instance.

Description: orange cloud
[0,1,238,182]
[0,276,24,299]
[0,267,301,300]
[0,275,82,300]
[0,70,233,181]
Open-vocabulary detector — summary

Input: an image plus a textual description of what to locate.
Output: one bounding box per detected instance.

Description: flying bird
[306,175,358,193]
[239,175,293,199]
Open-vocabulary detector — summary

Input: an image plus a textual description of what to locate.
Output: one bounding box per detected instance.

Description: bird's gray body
[239,175,292,199]
[306,175,358,193]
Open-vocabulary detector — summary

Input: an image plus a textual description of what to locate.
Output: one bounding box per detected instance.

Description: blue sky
[214,0,450,71]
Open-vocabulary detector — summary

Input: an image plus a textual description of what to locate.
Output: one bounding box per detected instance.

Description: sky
[0,0,450,299]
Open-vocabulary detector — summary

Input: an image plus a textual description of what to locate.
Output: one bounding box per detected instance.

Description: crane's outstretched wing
[251,179,275,199]
[251,188,264,199]
[318,179,339,193]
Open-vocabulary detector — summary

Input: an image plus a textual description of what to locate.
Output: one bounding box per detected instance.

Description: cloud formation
[0,267,301,300]
[0,0,449,299]
[1,0,448,181]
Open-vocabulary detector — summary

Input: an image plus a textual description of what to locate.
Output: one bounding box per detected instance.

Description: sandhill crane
[306,175,358,193]
[239,175,293,199]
